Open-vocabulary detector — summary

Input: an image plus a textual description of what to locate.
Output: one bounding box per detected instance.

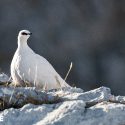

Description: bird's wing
[34,53,70,87]
[35,53,58,75]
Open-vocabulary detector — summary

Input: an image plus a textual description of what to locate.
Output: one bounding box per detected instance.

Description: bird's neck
[18,38,28,48]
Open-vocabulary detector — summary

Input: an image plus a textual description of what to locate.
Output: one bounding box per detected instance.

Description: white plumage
[11,30,70,90]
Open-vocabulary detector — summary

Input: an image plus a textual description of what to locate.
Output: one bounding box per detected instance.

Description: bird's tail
[55,75,70,88]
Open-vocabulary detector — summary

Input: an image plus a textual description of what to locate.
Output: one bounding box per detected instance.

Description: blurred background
[0,0,125,94]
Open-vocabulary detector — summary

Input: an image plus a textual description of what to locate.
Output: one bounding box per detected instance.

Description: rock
[0,86,124,125]
[79,102,125,125]
[0,73,9,83]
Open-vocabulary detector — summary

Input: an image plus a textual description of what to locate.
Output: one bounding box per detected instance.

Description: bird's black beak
[29,32,32,35]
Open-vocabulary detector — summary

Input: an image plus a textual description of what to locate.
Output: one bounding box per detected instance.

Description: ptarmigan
[11,30,70,90]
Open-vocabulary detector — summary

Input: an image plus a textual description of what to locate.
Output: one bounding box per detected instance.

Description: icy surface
[0,84,125,125]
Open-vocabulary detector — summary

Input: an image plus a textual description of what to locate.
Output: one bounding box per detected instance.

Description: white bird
[11,30,70,90]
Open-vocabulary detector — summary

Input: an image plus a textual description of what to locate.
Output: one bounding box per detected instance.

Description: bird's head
[18,30,32,42]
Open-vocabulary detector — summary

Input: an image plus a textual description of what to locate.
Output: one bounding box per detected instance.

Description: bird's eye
[21,32,28,35]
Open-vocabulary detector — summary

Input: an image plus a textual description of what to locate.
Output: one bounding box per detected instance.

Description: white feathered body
[11,44,70,90]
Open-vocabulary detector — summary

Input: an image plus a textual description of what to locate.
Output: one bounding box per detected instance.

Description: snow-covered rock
[0,73,9,83]
[1,96,125,125]
[0,75,125,125]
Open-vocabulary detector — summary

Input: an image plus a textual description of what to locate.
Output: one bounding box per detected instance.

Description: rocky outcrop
[0,85,125,125]
[0,73,125,125]
[0,74,125,125]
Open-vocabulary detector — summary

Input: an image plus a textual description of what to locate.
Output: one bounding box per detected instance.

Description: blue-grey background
[0,0,125,94]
